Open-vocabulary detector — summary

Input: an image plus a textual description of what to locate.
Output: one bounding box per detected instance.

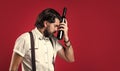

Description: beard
[43,28,54,38]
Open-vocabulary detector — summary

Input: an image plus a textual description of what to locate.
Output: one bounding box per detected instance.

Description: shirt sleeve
[55,40,63,52]
[13,33,29,57]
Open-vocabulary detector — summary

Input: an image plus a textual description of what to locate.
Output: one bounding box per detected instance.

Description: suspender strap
[29,31,36,71]
[49,38,55,67]
[49,38,53,47]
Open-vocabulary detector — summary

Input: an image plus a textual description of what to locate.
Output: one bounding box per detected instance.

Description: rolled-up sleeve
[55,40,63,52]
[13,33,28,57]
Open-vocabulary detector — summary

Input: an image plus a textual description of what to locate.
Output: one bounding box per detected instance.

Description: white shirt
[13,28,62,71]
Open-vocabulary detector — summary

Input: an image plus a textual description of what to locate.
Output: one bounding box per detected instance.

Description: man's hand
[59,19,69,41]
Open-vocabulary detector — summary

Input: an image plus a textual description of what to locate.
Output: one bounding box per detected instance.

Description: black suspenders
[49,38,55,67]
[29,31,36,71]
[29,31,55,71]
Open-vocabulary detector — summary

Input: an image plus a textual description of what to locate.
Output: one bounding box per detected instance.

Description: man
[9,8,75,71]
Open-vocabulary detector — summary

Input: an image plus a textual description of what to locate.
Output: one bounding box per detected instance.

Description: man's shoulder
[16,32,30,40]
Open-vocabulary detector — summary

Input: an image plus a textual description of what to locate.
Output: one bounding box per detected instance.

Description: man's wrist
[65,43,71,48]
[64,35,69,42]
[64,39,71,48]
[64,39,69,43]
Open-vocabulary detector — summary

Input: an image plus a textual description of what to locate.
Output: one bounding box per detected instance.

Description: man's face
[44,18,60,37]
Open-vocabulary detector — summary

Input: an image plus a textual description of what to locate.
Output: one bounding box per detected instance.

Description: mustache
[53,31,56,33]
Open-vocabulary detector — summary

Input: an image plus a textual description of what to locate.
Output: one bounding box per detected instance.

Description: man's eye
[55,25,59,27]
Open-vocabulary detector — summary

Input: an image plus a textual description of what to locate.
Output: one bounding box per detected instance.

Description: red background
[0,0,120,71]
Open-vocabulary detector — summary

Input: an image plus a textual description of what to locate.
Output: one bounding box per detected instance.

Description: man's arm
[9,52,23,71]
[57,19,75,62]
[58,41,75,62]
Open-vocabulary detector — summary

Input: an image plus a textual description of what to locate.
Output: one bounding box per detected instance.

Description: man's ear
[44,21,48,28]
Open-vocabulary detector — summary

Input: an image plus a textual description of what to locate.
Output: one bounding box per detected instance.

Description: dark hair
[35,8,62,28]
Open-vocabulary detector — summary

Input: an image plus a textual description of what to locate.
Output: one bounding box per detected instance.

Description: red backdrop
[0,0,120,71]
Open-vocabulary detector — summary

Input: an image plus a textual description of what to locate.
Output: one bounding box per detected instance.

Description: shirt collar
[33,27,49,40]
